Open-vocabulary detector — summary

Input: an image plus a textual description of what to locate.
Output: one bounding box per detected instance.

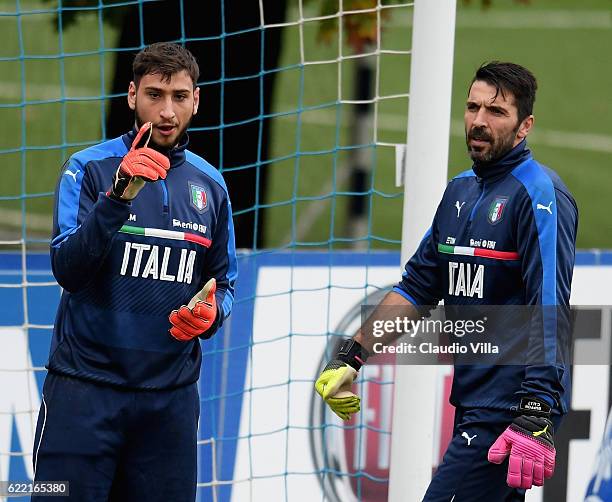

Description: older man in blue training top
[316,61,577,501]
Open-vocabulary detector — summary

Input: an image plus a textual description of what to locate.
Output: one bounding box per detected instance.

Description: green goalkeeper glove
[315,339,369,421]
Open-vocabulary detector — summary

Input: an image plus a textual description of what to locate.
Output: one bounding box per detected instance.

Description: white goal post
[390,1,457,500]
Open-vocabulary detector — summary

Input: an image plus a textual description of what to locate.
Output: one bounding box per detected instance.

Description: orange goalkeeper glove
[109,121,170,201]
[169,278,219,341]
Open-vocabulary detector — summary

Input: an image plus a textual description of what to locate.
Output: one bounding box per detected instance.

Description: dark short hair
[133,42,199,88]
[470,61,537,123]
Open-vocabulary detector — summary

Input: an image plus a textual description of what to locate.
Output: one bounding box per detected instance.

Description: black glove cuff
[511,415,554,447]
[107,189,125,202]
[518,396,552,418]
[109,172,132,200]
[336,339,369,371]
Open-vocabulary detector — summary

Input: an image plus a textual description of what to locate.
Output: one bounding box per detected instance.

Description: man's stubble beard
[466,124,519,164]
[134,106,192,152]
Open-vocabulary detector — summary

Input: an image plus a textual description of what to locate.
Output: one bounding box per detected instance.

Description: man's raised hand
[109,122,170,201]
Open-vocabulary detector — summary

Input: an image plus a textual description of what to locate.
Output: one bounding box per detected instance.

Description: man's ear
[517,114,534,141]
[127,81,137,111]
[193,86,200,116]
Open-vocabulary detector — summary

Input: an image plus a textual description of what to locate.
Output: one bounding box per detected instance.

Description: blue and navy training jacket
[394,140,578,414]
[49,129,237,390]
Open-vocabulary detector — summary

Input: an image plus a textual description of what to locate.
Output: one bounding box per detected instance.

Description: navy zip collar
[122,127,189,168]
[472,139,531,182]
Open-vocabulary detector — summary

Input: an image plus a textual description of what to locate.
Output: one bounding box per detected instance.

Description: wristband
[518,396,552,418]
[336,339,369,371]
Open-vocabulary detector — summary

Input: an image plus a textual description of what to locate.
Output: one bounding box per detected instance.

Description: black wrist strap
[518,396,552,418]
[336,339,369,371]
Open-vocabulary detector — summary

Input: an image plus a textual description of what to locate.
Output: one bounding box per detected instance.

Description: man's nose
[160,97,176,120]
[472,108,488,128]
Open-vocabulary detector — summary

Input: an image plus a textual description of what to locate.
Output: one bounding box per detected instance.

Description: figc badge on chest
[189,182,208,213]
[488,196,509,225]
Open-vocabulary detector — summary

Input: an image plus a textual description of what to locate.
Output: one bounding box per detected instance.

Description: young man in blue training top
[316,62,578,501]
[32,42,237,501]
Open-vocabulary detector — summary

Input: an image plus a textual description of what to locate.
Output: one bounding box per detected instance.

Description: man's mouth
[468,132,493,150]
[157,124,177,136]
[468,127,492,144]
[469,138,490,147]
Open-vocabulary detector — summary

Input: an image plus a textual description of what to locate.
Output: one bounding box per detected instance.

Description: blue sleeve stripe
[222,290,235,319]
[55,137,127,246]
[223,200,238,318]
[51,225,80,248]
[512,159,558,364]
[452,168,476,180]
[71,136,127,166]
[56,161,85,243]
[185,151,229,192]
[392,286,418,306]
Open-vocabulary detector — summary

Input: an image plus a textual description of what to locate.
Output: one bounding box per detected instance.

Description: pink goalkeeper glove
[488,399,556,489]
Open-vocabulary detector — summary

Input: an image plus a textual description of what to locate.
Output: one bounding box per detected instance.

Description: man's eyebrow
[143,86,191,94]
[465,99,512,117]
[487,103,510,114]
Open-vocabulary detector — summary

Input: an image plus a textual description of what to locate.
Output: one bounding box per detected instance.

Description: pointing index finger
[131,121,153,151]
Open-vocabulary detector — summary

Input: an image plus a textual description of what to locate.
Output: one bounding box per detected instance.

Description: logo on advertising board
[309,288,454,502]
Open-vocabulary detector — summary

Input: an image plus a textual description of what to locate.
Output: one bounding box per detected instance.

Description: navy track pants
[31,372,199,502]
